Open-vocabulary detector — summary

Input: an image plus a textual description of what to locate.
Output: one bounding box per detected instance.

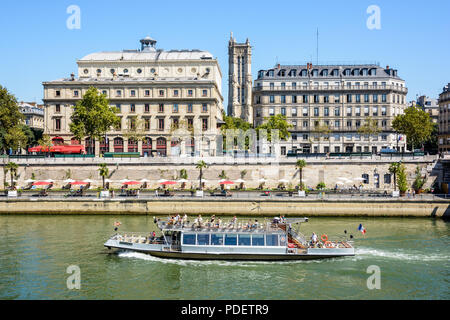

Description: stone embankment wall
[0,199,448,218]
[0,157,441,191]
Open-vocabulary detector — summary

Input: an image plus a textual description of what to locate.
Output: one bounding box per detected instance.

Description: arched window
[113,137,124,153]
[142,137,152,157]
[100,138,109,155]
[52,137,64,145]
[156,137,167,156]
[128,138,138,153]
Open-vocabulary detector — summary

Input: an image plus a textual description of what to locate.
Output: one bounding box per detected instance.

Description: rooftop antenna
[316,28,319,65]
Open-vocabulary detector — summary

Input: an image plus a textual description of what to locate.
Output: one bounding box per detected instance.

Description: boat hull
[104,240,354,261]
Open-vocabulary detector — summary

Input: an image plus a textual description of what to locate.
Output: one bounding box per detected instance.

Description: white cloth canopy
[235,179,245,183]
[177,179,188,183]
[278,179,289,183]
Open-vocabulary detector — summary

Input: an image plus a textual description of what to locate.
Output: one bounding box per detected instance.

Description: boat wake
[356,248,449,262]
[116,251,344,266]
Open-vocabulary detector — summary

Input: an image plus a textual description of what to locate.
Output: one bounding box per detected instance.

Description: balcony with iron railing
[253,84,407,93]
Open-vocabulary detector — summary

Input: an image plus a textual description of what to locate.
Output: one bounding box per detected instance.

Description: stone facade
[438,83,450,153]
[19,102,44,130]
[253,64,409,155]
[228,33,252,123]
[43,36,224,157]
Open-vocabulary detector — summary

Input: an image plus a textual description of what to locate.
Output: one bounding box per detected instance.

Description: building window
[292,107,297,116]
[372,107,378,116]
[269,108,275,116]
[174,90,179,97]
[116,90,122,97]
[334,120,340,128]
[384,174,392,184]
[362,174,369,184]
[281,147,287,156]
[159,90,164,97]
[202,90,208,97]
[314,107,319,117]
[159,104,164,113]
[303,121,308,128]
[187,104,193,113]
[55,104,61,113]
[130,104,136,113]
[335,107,340,116]
[158,118,165,131]
[145,90,150,97]
[145,104,150,113]
[173,104,179,113]
[55,90,61,97]
[281,107,286,116]
[73,90,79,97]
[347,94,352,103]
[364,94,369,103]
[188,90,193,97]
[202,104,208,113]
[324,95,329,103]
[303,95,308,103]
[145,119,150,130]
[382,107,387,116]
[334,95,340,103]
[292,95,297,103]
[270,95,275,103]
[55,118,61,131]
[324,107,329,117]
[356,94,361,103]
[202,118,208,131]
[130,90,136,97]
[373,94,378,103]
[281,95,286,103]
[115,104,121,113]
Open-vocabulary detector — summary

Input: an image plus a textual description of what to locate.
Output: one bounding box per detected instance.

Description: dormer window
[362,69,368,76]
[312,69,318,77]
[353,69,360,76]
[279,69,286,77]
[332,69,339,76]
[344,69,351,76]
[300,69,307,77]
[322,69,328,76]
[370,68,377,76]
[258,71,265,79]
[268,70,274,77]
[290,70,297,77]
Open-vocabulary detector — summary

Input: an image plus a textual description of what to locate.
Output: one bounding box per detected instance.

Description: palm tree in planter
[98,163,109,190]
[412,166,426,194]
[5,162,19,189]
[196,161,208,190]
[295,160,307,191]
[389,162,401,191]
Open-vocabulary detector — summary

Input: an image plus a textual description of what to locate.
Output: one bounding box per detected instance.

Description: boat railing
[158,220,286,233]
[110,232,167,245]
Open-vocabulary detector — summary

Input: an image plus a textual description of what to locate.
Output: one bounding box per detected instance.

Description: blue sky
[0,0,449,108]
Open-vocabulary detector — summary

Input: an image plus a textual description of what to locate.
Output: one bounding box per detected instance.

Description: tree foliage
[296,160,307,190]
[392,106,434,150]
[257,114,292,142]
[0,86,27,154]
[70,87,120,153]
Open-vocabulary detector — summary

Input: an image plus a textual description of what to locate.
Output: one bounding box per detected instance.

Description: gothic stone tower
[228,33,253,123]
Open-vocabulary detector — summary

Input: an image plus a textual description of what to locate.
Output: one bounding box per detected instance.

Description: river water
[0,215,448,300]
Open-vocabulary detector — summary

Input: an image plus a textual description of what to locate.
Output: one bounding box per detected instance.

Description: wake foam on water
[356,248,449,262]
[116,251,338,267]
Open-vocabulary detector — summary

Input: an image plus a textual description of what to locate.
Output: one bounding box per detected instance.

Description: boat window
[265,234,279,246]
[183,234,196,245]
[252,234,265,246]
[211,234,224,245]
[224,234,237,246]
[197,233,210,246]
[279,235,287,246]
[238,234,251,246]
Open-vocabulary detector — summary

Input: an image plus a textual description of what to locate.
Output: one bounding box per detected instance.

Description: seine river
[0,215,448,300]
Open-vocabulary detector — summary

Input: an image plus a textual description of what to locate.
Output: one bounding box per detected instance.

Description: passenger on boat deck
[311,232,318,247]
[182,214,188,226]
[272,217,280,224]
[210,215,216,224]
[252,220,259,229]
[246,220,252,229]
[197,215,203,227]
[216,218,222,228]
[228,216,237,227]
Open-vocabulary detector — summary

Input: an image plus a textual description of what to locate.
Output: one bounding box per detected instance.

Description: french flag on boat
[358,224,367,234]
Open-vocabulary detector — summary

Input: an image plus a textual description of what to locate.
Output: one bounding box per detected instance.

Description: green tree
[240,170,247,179]
[5,162,18,189]
[358,116,381,153]
[196,160,208,190]
[70,87,120,154]
[389,162,401,191]
[0,86,26,154]
[396,163,408,194]
[98,163,109,189]
[412,166,426,192]
[221,113,253,152]
[295,160,307,190]
[218,170,228,180]
[311,119,331,153]
[392,106,434,152]
[257,114,293,142]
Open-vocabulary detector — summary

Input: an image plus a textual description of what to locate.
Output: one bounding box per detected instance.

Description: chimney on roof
[70,73,75,81]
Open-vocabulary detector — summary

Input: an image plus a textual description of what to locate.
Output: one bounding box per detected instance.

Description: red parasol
[161,181,177,185]
[70,181,88,185]
[123,181,141,186]
[33,181,52,186]
[219,181,234,185]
